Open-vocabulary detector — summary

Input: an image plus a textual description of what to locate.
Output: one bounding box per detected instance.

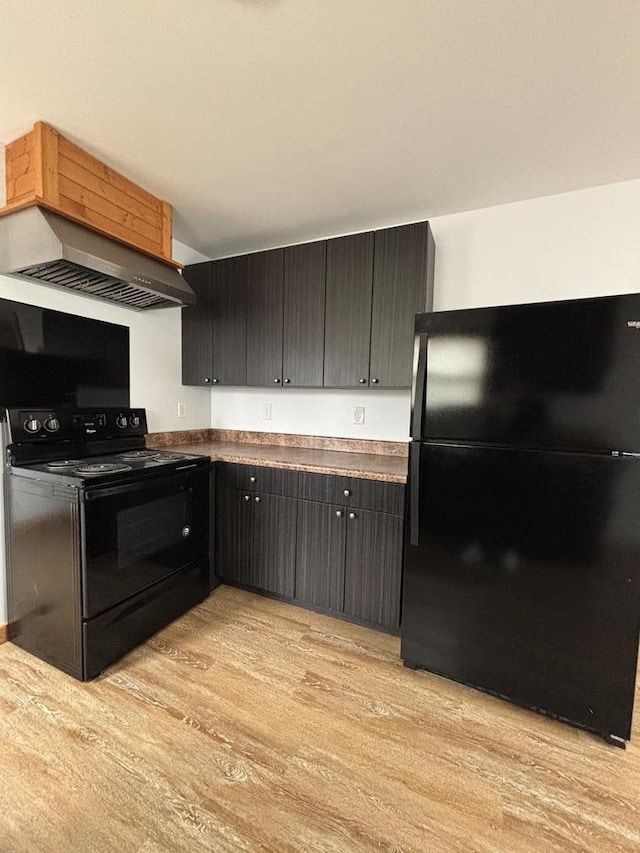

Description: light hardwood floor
[0,585,639,852]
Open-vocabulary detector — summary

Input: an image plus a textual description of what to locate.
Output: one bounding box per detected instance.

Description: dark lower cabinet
[252,493,297,597]
[215,487,253,586]
[343,508,403,629]
[215,465,404,632]
[215,486,296,597]
[295,501,347,611]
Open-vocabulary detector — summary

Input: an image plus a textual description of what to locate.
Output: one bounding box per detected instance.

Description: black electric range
[4,407,211,680]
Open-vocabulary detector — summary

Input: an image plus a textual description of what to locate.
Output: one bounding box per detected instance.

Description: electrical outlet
[262,403,272,421]
[177,401,188,419]
[353,406,365,425]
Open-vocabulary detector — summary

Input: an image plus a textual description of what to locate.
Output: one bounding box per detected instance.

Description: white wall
[212,179,640,441]
[211,387,411,441]
[0,238,212,625]
[430,178,640,311]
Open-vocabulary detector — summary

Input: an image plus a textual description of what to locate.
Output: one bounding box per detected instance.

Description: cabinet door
[246,249,285,386]
[344,509,403,629]
[181,262,213,386]
[295,500,346,611]
[215,488,252,585]
[252,493,297,597]
[324,232,374,387]
[369,222,435,388]
[283,241,326,387]
[210,256,247,386]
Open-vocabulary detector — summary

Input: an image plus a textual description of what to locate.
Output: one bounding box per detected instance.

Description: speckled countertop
[147,430,409,483]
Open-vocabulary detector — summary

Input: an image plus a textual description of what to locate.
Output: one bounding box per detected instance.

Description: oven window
[82,467,210,619]
[117,491,189,568]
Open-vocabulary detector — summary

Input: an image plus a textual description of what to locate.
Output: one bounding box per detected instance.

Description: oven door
[81,466,210,618]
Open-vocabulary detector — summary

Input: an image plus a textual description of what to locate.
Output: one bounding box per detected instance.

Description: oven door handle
[84,465,202,500]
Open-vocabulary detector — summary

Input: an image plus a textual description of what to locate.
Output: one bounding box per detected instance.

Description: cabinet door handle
[348,512,357,520]
[250,476,257,483]
[359,378,366,384]
[244,494,251,502]
[204,377,211,383]
[283,378,291,384]
[335,510,343,518]
[212,378,219,384]
[274,378,281,384]
[254,496,261,503]
[343,489,351,497]
[371,378,379,384]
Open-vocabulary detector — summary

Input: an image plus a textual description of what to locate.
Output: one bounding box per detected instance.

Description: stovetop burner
[156,452,188,460]
[75,463,133,476]
[44,459,82,469]
[117,450,161,460]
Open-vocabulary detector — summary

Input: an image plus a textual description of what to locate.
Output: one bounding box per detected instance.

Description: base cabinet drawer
[217,462,299,497]
[299,472,404,515]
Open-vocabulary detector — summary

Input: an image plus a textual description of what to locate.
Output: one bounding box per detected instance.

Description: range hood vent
[0,207,196,310]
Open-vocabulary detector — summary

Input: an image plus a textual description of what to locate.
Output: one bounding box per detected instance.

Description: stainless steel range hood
[0,206,196,309]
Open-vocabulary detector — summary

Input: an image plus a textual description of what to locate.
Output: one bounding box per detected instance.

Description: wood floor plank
[0,585,638,852]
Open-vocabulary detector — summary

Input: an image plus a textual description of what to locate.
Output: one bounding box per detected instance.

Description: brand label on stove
[627,320,640,328]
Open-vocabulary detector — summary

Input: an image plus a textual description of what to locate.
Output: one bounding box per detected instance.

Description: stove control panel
[6,408,148,442]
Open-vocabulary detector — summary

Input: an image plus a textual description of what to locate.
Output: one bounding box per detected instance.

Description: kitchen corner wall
[0,238,212,625]
[211,177,640,441]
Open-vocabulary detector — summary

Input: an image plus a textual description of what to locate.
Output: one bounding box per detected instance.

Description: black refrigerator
[401,294,640,747]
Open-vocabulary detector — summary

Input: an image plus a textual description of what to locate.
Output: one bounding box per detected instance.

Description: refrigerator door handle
[411,331,428,439]
[409,442,420,546]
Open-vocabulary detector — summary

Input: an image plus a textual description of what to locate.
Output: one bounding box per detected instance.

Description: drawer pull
[343,489,351,497]
[250,476,257,483]
[254,496,261,503]
[244,494,251,502]
[348,512,357,520]
[336,510,343,518]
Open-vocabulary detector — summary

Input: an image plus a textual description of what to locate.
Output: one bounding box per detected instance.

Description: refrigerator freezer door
[401,442,640,741]
[413,294,640,452]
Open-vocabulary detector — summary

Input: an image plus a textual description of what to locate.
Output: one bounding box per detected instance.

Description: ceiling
[1,0,639,259]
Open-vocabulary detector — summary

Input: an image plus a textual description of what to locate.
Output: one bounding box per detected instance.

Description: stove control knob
[129,415,140,428]
[44,417,60,433]
[24,417,41,434]
[116,415,129,429]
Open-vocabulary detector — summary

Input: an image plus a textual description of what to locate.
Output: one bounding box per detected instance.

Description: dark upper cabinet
[324,232,374,387]
[182,221,434,390]
[283,241,326,387]
[246,249,285,386]
[343,508,403,630]
[211,256,247,386]
[181,257,247,386]
[181,263,213,386]
[369,222,435,388]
